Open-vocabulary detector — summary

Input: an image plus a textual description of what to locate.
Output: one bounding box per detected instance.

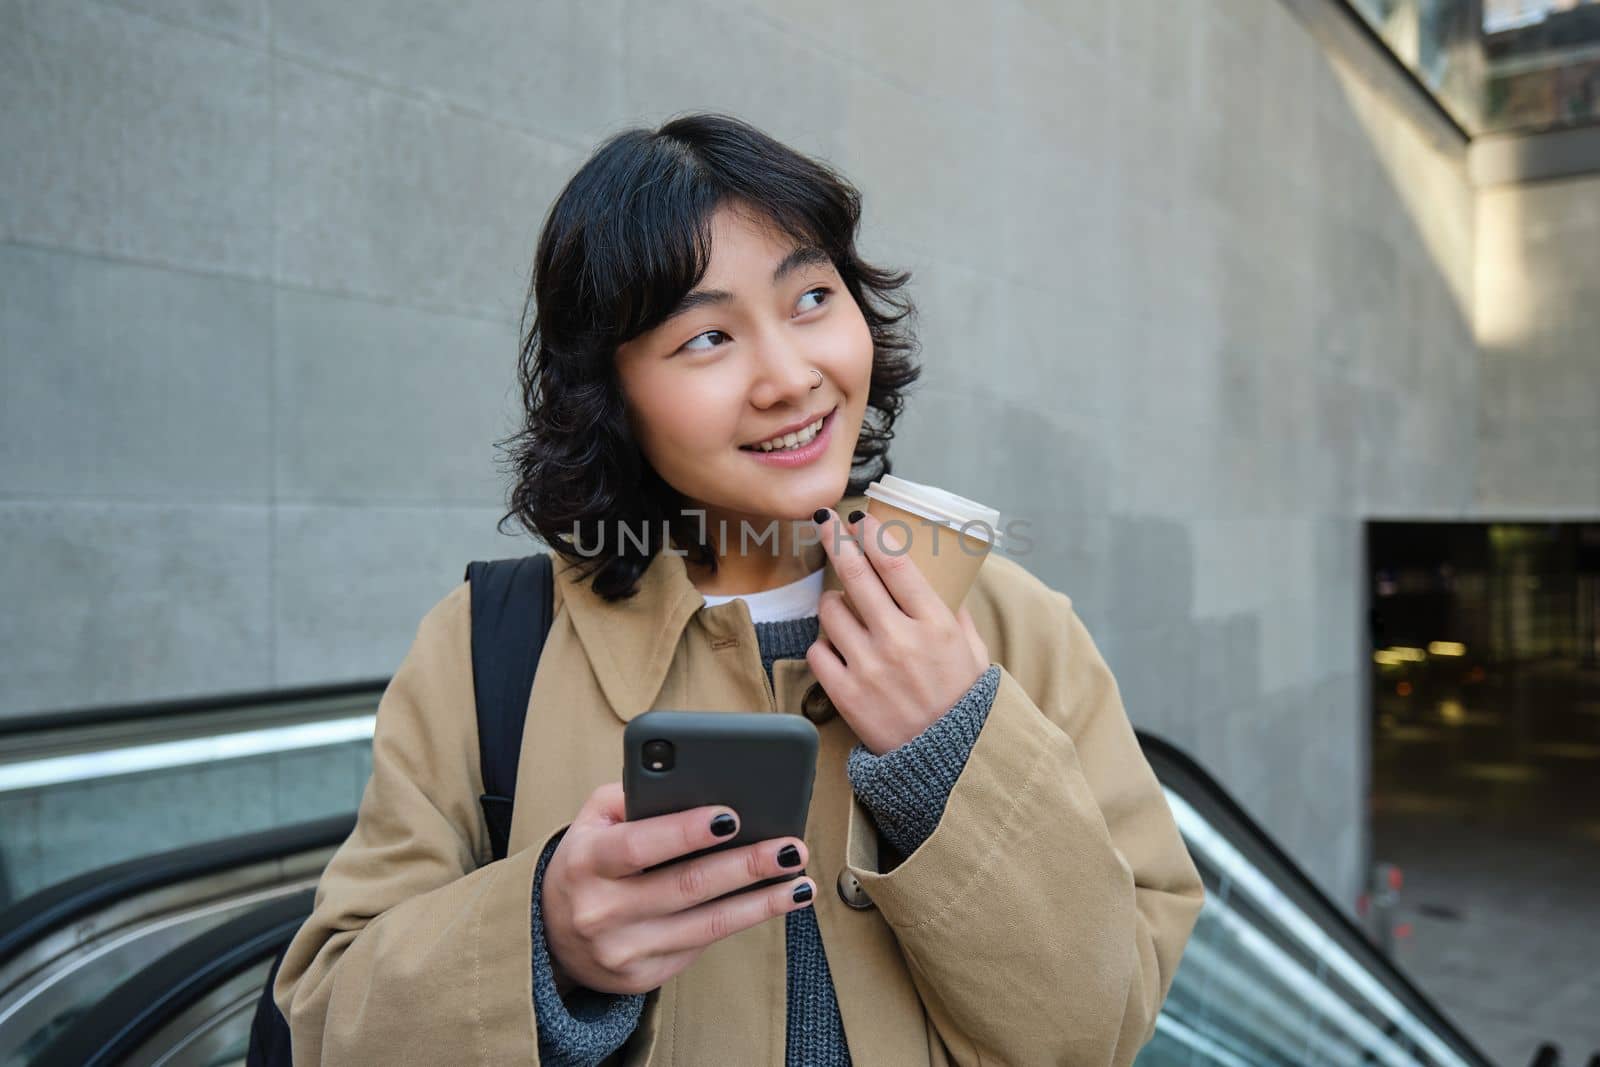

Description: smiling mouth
[739,406,836,452]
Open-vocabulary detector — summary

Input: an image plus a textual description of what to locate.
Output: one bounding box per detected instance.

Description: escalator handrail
[0,677,388,739]
[0,813,353,968]
[1135,728,1494,1067]
[1,717,1490,1064]
[30,887,314,1067]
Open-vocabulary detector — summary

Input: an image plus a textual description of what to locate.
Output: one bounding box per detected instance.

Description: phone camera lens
[641,739,675,772]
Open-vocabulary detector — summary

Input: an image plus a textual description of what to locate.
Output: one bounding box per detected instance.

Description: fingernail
[813,508,829,525]
[710,813,736,837]
[847,509,863,524]
[792,881,814,904]
[777,844,801,868]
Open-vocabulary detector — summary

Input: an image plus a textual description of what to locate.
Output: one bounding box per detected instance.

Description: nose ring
[810,369,823,389]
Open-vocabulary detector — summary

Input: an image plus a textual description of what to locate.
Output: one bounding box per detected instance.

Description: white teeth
[752,416,823,452]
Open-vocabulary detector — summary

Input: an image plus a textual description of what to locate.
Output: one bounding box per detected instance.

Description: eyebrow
[663,244,833,323]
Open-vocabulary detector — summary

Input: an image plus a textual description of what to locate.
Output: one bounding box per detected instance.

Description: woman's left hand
[807,508,990,755]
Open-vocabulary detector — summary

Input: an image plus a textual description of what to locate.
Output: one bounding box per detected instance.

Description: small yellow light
[1428,641,1466,657]
[1390,646,1428,662]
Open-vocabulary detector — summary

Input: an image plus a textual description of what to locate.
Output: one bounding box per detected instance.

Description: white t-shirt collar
[699,567,824,624]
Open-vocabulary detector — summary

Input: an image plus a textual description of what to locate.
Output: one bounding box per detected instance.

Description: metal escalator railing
[29,888,312,1067]
[0,815,351,1067]
[0,678,384,907]
[18,729,1498,1066]
[1135,733,1493,1067]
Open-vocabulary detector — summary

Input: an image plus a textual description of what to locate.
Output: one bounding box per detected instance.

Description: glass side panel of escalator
[0,684,380,904]
[1134,789,1489,1067]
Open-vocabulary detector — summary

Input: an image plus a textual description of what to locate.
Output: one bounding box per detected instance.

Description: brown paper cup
[810,480,997,722]
[819,477,999,623]
[822,502,992,621]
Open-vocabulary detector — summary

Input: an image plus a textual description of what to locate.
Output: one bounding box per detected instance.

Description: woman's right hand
[540,782,815,996]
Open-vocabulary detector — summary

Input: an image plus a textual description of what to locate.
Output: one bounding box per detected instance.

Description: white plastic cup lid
[864,474,1002,547]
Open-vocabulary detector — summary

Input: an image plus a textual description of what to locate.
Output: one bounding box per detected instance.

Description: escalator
[29,888,310,1067]
[0,687,1498,1066]
[1137,737,1487,1067]
[0,681,378,1067]
[0,819,348,1066]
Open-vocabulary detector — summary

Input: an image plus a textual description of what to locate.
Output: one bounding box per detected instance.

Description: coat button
[801,681,835,724]
[836,868,875,910]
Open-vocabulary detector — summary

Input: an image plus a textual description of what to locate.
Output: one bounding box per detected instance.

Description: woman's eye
[796,286,832,313]
[677,288,830,354]
[681,329,729,353]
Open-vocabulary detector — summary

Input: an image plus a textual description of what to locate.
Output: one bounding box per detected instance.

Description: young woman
[274,112,1204,1066]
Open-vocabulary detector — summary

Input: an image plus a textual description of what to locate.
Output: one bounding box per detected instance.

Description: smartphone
[623,710,818,897]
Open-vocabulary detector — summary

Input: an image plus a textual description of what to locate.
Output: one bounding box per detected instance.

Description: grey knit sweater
[529,614,1001,1066]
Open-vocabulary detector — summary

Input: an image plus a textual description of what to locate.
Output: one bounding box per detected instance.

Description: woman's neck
[681,516,827,597]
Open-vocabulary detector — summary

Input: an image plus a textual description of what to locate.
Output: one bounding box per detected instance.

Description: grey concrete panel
[272,504,530,687]
[273,0,623,146]
[898,386,1115,525]
[273,286,520,505]
[1008,280,1121,423]
[998,3,1110,139]
[718,0,1005,120]
[103,0,268,43]
[0,243,273,499]
[1475,177,1600,509]
[0,502,271,718]
[1313,518,1366,680]
[1477,415,1600,515]
[273,59,577,319]
[1107,514,1195,634]
[0,0,271,274]
[992,12,1116,295]
[1020,511,1115,626]
[1481,350,1600,426]
[1004,0,1109,57]
[1111,0,1204,117]
[1109,618,1197,741]
[1293,671,1366,904]
[997,147,1119,315]
[833,73,1006,276]
[1186,614,1236,721]
[897,257,1010,389]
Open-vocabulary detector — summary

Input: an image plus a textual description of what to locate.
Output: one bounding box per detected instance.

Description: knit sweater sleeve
[845,664,1001,859]
[746,614,999,862]
[530,830,645,1066]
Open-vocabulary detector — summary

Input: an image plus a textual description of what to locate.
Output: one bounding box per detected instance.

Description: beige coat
[275,490,1205,1065]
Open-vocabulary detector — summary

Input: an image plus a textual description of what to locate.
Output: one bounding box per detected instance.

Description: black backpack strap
[464,554,555,863]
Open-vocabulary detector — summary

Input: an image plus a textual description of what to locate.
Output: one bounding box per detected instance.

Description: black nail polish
[813,508,829,524]
[847,509,864,524]
[777,844,801,868]
[710,813,736,837]
[792,881,814,904]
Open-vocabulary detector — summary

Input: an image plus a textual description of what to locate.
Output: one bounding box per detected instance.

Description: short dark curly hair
[495,112,922,602]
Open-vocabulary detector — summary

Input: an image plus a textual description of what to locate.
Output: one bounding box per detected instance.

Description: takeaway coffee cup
[821,474,1002,620]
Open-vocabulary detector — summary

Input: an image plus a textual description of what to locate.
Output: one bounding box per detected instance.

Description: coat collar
[555,491,869,723]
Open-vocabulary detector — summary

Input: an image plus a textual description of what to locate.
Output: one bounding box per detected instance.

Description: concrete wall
[1476,173,1600,515]
[0,0,1500,909]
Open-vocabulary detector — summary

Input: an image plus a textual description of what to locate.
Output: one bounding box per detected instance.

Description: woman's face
[614,202,875,535]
